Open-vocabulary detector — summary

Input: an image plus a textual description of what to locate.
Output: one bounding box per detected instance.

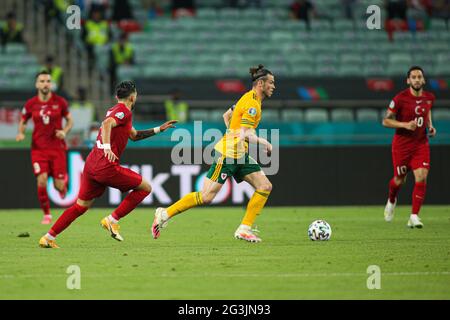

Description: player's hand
[15,133,25,142]
[55,130,66,140]
[160,120,178,132]
[104,149,118,163]
[404,120,417,131]
[428,126,437,138]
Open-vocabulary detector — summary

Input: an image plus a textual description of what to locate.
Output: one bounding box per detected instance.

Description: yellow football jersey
[214,90,262,159]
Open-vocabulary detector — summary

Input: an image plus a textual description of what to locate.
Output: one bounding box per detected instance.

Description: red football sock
[412,182,426,215]
[388,178,401,203]
[111,190,150,221]
[49,203,88,237]
[37,186,51,216]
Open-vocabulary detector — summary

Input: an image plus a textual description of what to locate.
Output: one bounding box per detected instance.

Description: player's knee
[76,199,93,208]
[395,176,406,185]
[201,191,215,205]
[416,175,427,183]
[37,175,47,187]
[258,182,273,193]
[139,180,152,193]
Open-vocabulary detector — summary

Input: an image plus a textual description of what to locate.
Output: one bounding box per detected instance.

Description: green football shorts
[206,151,261,184]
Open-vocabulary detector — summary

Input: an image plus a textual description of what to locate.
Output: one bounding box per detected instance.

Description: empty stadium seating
[116,1,449,80]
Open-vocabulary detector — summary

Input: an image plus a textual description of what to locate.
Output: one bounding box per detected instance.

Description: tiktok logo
[47,152,85,207]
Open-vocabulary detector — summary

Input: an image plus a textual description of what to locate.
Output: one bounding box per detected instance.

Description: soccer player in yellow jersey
[152,65,275,243]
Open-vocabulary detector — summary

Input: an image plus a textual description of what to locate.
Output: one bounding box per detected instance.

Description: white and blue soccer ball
[308,220,332,241]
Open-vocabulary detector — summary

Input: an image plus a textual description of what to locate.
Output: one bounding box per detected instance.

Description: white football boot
[384,198,397,222]
[234,225,262,243]
[407,214,423,228]
[152,207,169,239]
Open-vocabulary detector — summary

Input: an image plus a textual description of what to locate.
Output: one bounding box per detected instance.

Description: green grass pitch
[1,206,449,300]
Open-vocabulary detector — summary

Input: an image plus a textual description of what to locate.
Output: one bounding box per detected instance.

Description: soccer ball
[308,220,332,241]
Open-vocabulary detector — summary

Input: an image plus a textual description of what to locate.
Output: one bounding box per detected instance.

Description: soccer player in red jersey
[382,66,437,228]
[16,71,73,225]
[39,81,177,248]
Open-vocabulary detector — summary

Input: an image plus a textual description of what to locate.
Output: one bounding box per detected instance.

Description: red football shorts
[392,142,430,177]
[78,164,143,201]
[31,149,67,179]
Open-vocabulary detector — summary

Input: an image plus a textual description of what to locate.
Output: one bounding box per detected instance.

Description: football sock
[111,190,150,221]
[167,192,203,218]
[45,233,55,240]
[388,178,401,204]
[241,189,271,227]
[49,203,88,237]
[412,182,426,215]
[37,186,51,216]
[108,215,118,224]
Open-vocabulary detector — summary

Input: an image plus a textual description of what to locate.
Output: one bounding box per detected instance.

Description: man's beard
[40,89,50,95]
[410,83,424,92]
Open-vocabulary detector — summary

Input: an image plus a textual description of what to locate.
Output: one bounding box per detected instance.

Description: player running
[39,81,177,248]
[152,65,275,243]
[16,71,73,225]
[382,66,436,228]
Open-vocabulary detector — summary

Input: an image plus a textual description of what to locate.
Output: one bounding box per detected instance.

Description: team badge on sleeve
[115,112,125,120]
[389,100,395,109]
[248,108,257,116]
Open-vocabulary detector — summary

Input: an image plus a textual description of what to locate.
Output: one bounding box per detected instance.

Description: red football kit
[78,103,142,201]
[22,94,69,179]
[388,88,435,177]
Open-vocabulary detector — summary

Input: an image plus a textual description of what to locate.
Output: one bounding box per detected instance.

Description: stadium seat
[337,64,361,76]
[190,110,210,122]
[429,18,448,31]
[209,109,226,122]
[304,109,329,123]
[334,19,354,31]
[281,109,304,122]
[389,53,413,65]
[340,53,364,64]
[196,8,217,20]
[432,108,450,121]
[331,109,354,122]
[356,109,379,122]
[262,110,280,123]
[290,64,316,77]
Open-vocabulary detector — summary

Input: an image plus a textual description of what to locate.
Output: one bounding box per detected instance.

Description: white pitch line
[1,272,450,279]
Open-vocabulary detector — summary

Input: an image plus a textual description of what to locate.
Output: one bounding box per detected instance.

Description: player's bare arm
[129,120,177,141]
[101,117,118,162]
[223,108,233,128]
[55,113,74,140]
[241,126,272,154]
[427,110,436,137]
[16,118,27,141]
[382,109,417,131]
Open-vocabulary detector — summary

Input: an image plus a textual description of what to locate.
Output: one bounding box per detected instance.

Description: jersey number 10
[415,116,424,128]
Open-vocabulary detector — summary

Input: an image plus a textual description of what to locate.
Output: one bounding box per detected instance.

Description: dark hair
[249,64,273,83]
[407,66,425,78]
[35,70,51,79]
[116,81,136,99]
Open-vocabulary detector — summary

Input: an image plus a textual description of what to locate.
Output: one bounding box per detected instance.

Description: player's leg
[234,170,272,243]
[39,198,94,248]
[384,147,409,222]
[36,172,52,224]
[152,174,224,239]
[39,169,104,248]
[52,150,68,199]
[32,150,52,223]
[407,144,430,228]
[100,166,150,241]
